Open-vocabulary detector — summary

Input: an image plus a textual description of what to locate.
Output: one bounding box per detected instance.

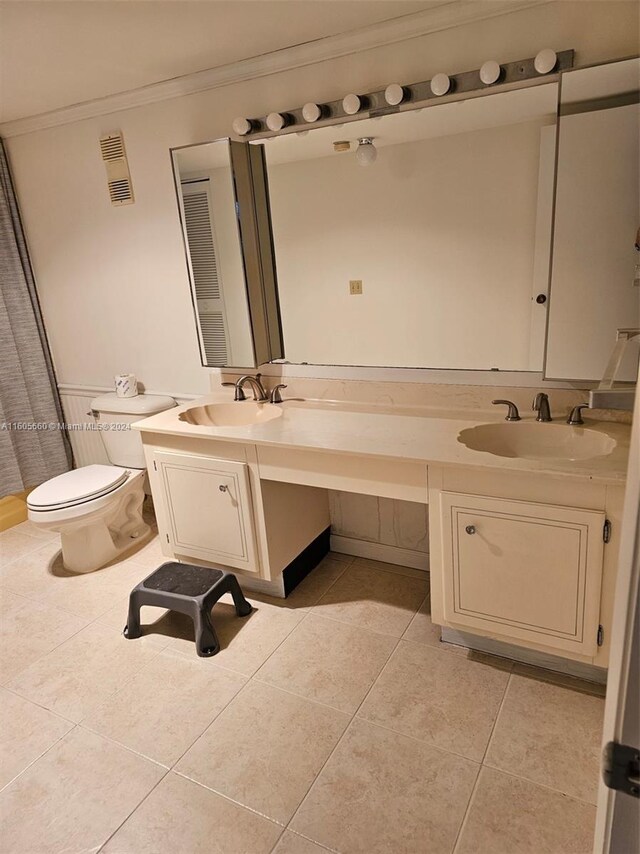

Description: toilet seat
[27,465,133,512]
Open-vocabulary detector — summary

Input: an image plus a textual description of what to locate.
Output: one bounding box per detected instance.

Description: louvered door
[181,180,231,365]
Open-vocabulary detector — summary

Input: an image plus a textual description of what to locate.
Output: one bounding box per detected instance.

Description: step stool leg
[194,608,220,657]
[227,575,253,617]
[123,591,142,639]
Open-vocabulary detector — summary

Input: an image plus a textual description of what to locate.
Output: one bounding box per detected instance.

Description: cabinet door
[153,451,258,572]
[440,491,605,656]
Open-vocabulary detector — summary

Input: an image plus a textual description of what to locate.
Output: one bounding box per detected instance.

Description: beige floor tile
[327,551,354,564]
[96,596,174,647]
[455,767,596,854]
[485,674,604,803]
[10,520,59,542]
[358,640,510,761]
[257,614,396,713]
[40,556,150,620]
[125,533,170,569]
[168,597,304,676]
[352,556,429,580]
[83,651,246,766]
[0,727,164,854]
[7,622,160,722]
[177,681,349,824]
[402,594,441,646]
[0,594,88,685]
[291,718,479,854]
[253,556,349,610]
[313,562,428,637]
[103,772,282,854]
[0,539,65,599]
[512,662,607,697]
[0,688,73,789]
[0,528,46,564]
[272,831,333,853]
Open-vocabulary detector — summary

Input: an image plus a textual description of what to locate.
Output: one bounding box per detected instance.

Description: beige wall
[5,1,639,396]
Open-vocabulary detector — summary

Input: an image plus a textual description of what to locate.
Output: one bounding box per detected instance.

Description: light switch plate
[349,280,363,295]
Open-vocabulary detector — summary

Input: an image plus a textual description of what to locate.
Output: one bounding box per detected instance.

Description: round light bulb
[232,117,252,136]
[266,112,287,131]
[384,84,406,106]
[534,49,557,75]
[479,60,501,85]
[430,73,451,96]
[302,102,322,123]
[356,137,377,166]
[342,93,362,115]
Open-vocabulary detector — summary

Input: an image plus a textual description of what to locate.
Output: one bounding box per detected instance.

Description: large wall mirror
[261,84,558,371]
[171,140,282,368]
[171,57,639,378]
[545,57,639,382]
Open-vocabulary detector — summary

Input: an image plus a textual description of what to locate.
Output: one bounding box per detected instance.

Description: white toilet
[27,393,176,573]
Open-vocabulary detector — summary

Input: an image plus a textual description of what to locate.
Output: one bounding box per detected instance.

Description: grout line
[172,768,287,827]
[475,762,601,808]
[451,672,514,853]
[96,767,171,853]
[282,631,403,843]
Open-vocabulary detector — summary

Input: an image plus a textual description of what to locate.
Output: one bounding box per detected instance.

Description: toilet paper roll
[115,374,138,398]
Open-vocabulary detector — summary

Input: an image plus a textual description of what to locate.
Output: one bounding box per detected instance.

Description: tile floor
[0,520,605,854]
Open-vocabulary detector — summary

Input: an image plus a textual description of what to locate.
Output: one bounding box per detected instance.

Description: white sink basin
[458,421,616,462]
[179,402,284,427]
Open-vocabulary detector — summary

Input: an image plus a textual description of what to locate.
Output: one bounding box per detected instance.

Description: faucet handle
[567,403,590,426]
[492,399,521,421]
[270,384,287,404]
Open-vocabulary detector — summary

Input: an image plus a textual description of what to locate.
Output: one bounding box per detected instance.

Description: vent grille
[182,190,221,300]
[99,132,134,206]
[199,313,228,365]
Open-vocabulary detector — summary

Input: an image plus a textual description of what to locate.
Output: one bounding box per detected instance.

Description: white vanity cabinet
[149,450,259,572]
[438,491,604,656]
[429,465,624,666]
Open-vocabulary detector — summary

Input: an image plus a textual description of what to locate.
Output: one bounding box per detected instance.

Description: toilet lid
[27,465,130,510]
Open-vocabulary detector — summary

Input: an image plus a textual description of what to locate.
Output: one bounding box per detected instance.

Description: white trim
[330,534,429,572]
[0,1,551,138]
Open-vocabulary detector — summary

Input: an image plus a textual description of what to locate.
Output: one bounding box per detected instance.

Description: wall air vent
[99,132,134,206]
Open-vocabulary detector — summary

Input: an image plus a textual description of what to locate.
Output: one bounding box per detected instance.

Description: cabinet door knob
[465,525,476,535]
[219,485,228,493]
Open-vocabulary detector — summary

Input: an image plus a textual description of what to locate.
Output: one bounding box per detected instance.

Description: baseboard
[440,627,607,684]
[330,534,429,571]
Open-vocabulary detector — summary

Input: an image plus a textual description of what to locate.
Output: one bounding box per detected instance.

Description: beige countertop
[134,391,631,484]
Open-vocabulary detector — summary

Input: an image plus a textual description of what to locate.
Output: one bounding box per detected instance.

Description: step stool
[124,562,253,657]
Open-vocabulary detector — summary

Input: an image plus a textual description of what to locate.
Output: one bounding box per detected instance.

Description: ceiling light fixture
[356,137,377,166]
[384,84,408,106]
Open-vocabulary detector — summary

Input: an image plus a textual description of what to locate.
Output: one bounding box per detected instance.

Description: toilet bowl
[27,392,176,573]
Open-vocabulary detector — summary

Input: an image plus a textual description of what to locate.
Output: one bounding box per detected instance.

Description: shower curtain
[0,138,71,498]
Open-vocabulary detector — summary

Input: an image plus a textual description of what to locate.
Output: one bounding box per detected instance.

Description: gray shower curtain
[0,138,72,498]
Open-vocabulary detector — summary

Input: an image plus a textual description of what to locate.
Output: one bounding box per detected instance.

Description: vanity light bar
[233,49,574,137]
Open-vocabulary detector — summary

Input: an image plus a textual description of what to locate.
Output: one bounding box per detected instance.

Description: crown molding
[0,0,551,138]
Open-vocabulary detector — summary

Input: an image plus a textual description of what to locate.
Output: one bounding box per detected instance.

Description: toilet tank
[90,393,176,468]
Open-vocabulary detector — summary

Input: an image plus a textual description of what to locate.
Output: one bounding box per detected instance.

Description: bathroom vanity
[135,392,629,674]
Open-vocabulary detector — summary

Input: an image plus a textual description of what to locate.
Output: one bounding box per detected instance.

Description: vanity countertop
[134,391,631,484]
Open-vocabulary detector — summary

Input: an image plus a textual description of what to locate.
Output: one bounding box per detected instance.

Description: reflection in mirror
[545,57,640,382]
[261,84,558,371]
[172,140,282,369]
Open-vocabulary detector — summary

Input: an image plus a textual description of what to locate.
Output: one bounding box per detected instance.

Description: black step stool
[124,562,253,657]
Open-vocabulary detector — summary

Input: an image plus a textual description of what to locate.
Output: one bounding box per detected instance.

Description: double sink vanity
[135,383,630,678]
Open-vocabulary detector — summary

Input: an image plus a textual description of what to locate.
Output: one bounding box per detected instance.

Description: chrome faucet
[269,384,287,404]
[492,399,521,421]
[532,392,552,422]
[234,374,268,402]
[567,403,590,426]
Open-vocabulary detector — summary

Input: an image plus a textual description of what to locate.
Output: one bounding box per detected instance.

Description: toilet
[27,393,176,573]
